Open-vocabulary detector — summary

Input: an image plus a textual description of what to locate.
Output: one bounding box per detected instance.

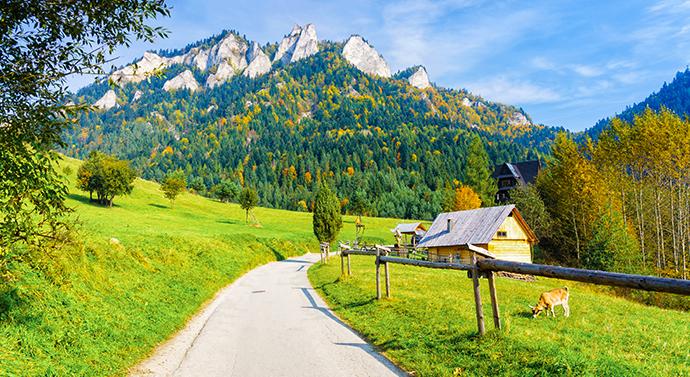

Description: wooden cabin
[391,222,427,247]
[417,205,537,264]
[493,160,541,203]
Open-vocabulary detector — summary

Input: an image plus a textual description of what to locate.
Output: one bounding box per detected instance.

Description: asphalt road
[131,253,405,377]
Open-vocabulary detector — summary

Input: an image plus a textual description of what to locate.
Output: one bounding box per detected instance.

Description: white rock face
[208,33,249,71]
[163,70,199,92]
[94,90,117,110]
[461,97,472,107]
[508,112,531,126]
[132,90,143,102]
[110,52,168,85]
[244,42,271,78]
[291,24,318,62]
[273,24,319,64]
[408,66,430,89]
[206,61,235,88]
[342,36,391,78]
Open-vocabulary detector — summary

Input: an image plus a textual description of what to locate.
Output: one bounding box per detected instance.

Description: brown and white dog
[530,287,570,318]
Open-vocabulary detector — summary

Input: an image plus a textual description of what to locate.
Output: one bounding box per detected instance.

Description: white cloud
[379,1,541,76]
[465,76,561,104]
[571,64,603,77]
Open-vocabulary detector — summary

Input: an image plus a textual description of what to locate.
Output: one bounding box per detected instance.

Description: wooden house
[391,222,427,247]
[417,205,537,264]
[493,160,541,203]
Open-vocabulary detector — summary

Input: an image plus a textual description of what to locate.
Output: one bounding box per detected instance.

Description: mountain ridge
[586,69,690,138]
[66,23,560,219]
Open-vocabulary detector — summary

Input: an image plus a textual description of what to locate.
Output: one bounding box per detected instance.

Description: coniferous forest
[63,39,561,220]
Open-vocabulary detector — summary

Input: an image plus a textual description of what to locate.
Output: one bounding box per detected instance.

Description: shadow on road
[298,287,406,376]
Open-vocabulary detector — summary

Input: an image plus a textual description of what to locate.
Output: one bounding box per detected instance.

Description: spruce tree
[313,184,343,243]
[464,134,497,206]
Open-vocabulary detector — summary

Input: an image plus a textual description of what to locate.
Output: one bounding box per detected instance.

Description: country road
[131,253,405,377]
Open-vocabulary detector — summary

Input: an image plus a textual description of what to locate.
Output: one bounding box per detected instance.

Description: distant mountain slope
[587,69,690,138]
[63,24,561,220]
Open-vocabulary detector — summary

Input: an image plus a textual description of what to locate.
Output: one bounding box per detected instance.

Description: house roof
[392,222,427,234]
[417,205,537,248]
[492,160,541,186]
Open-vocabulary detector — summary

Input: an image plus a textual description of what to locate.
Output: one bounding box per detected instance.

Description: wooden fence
[338,243,690,336]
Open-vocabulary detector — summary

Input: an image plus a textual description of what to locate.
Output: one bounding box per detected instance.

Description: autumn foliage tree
[452,185,481,211]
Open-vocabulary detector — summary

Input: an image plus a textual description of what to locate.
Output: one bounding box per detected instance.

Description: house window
[497,231,508,238]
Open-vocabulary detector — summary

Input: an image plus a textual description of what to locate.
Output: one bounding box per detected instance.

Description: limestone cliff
[342,36,391,78]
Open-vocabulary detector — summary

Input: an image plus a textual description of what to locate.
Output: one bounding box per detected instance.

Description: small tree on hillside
[161,171,186,208]
[77,152,136,207]
[313,184,343,244]
[464,134,497,206]
[239,187,259,223]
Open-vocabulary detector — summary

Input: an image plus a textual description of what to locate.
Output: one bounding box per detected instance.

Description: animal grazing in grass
[529,287,570,318]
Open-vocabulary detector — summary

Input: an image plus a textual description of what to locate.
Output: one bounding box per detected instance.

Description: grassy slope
[309,256,690,377]
[0,156,405,376]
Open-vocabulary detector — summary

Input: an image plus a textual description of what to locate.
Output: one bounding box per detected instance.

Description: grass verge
[309,255,690,377]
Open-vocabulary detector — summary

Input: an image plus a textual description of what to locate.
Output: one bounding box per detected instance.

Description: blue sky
[69,0,690,131]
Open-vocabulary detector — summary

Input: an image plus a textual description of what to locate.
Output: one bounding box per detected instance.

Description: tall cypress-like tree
[313,184,343,243]
[464,134,497,206]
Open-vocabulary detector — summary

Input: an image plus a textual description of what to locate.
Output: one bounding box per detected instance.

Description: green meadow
[1,155,688,376]
[309,256,690,377]
[0,156,401,376]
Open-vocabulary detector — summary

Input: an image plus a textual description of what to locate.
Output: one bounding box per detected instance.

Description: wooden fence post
[341,250,345,276]
[376,249,382,300]
[471,253,486,336]
[487,271,501,330]
[384,252,391,298]
[347,253,351,276]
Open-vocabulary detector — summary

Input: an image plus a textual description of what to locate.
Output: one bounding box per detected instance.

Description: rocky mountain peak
[94,89,117,110]
[110,51,168,85]
[208,33,248,71]
[408,66,431,89]
[163,70,199,92]
[243,42,271,78]
[273,24,319,65]
[342,35,391,78]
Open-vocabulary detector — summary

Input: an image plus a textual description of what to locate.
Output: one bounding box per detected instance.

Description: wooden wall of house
[429,245,489,264]
[488,215,533,263]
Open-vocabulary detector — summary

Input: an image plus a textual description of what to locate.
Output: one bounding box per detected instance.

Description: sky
[68,0,690,131]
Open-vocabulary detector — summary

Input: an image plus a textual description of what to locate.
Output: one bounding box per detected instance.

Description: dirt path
[131,253,405,377]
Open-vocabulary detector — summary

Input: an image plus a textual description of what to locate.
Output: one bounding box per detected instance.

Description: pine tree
[464,134,497,206]
[313,184,343,243]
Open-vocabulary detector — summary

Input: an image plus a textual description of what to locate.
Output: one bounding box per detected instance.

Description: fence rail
[478,259,690,295]
[337,243,690,337]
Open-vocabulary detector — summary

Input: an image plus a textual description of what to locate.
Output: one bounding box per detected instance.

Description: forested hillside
[587,69,690,138]
[62,28,561,220]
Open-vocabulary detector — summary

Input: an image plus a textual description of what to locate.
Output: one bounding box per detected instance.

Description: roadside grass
[0,156,404,376]
[309,255,690,377]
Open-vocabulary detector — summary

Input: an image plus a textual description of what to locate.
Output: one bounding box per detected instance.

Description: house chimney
[447,218,453,232]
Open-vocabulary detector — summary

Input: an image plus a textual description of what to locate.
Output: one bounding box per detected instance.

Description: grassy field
[0,156,405,376]
[309,256,690,377]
